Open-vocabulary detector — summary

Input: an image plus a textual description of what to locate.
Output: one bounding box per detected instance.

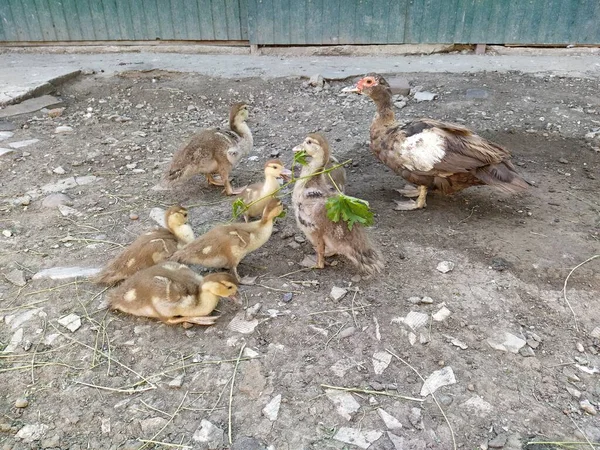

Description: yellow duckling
[292,133,383,275]
[171,198,283,281]
[94,205,194,286]
[239,159,291,221]
[108,262,239,326]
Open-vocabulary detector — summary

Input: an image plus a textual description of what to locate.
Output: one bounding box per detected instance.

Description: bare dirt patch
[1,70,599,449]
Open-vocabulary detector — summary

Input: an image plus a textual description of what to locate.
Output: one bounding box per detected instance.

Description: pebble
[490,257,510,271]
[408,407,424,430]
[53,166,66,175]
[420,366,457,396]
[167,375,184,388]
[388,77,411,95]
[330,286,348,301]
[488,433,508,448]
[129,213,139,220]
[436,261,455,273]
[338,327,356,339]
[0,131,14,141]
[333,428,382,449]
[558,157,569,164]
[2,229,12,237]
[351,274,361,283]
[281,292,293,303]
[394,100,407,109]
[57,313,82,332]
[262,394,282,421]
[8,139,40,149]
[41,193,73,208]
[15,397,28,408]
[294,235,306,243]
[487,331,526,353]
[576,342,585,353]
[566,386,581,399]
[519,346,535,357]
[432,306,451,322]
[325,389,360,420]
[309,74,324,88]
[580,399,597,415]
[55,126,74,134]
[372,351,392,375]
[413,91,437,102]
[47,108,64,117]
[5,269,26,287]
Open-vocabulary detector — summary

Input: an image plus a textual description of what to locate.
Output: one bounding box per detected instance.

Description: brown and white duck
[163,102,253,195]
[108,262,238,326]
[239,159,291,221]
[94,205,194,286]
[342,73,529,210]
[170,198,283,281]
[292,133,382,275]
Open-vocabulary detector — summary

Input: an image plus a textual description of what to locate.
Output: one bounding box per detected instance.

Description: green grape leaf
[325,194,374,231]
[232,197,248,218]
[293,150,309,166]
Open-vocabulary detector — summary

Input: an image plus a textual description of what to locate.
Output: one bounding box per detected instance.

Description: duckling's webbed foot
[315,238,326,269]
[207,174,226,187]
[166,315,220,326]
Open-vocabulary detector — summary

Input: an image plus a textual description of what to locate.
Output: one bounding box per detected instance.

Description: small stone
[309,74,324,87]
[432,306,451,322]
[414,91,437,102]
[41,193,72,208]
[140,417,168,434]
[129,213,139,220]
[394,100,407,109]
[9,139,40,149]
[282,292,293,303]
[519,346,535,357]
[294,234,306,243]
[526,338,539,349]
[168,375,184,388]
[333,427,382,449]
[47,108,64,117]
[0,147,14,157]
[420,366,457,396]
[566,386,581,399]
[57,314,82,332]
[52,166,66,175]
[299,254,317,267]
[408,296,421,304]
[580,400,597,415]
[325,389,360,420]
[488,433,508,448]
[408,407,424,430]
[576,342,585,353]
[466,88,489,99]
[372,351,392,375]
[351,274,361,283]
[58,205,82,217]
[388,77,411,95]
[262,394,281,421]
[438,395,453,407]
[487,331,526,353]
[330,286,348,302]
[55,126,73,134]
[2,229,12,237]
[436,261,455,273]
[338,327,356,339]
[3,328,24,353]
[0,120,16,131]
[0,131,14,141]
[590,327,600,339]
[33,266,101,281]
[15,423,49,443]
[377,408,402,430]
[490,257,510,271]
[421,296,434,304]
[15,397,29,408]
[558,157,569,164]
[5,269,26,287]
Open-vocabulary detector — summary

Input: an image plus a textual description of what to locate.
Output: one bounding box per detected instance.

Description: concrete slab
[0,65,79,106]
[0,95,64,118]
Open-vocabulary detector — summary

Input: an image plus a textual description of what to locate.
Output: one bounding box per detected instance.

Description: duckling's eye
[306,139,313,144]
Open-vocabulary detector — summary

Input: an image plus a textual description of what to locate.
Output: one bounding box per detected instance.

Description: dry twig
[320,384,424,402]
[562,254,599,332]
[228,344,246,445]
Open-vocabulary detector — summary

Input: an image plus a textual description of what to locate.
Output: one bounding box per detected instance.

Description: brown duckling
[108,262,239,326]
[292,133,383,275]
[239,159,291,221]
[171,198,283,281]
[163,102,253,195]
[94,205,194,286]
[342,73,529,210]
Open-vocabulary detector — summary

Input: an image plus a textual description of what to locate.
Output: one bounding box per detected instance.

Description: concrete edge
[1,70,81,107]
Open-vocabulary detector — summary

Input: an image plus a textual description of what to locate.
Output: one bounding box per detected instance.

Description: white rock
[377,408,402,430]
[5,308,43,329]
[15,423,49,443]
[55,126,74,134]
[420,366,457,396]
[414,91,438,102]
[247,155,259,162]
[57,205,82,217]
[330,286,348,301]
[101,418,111,434]
[9,139,40,149]
[333,427,382,449]
[460,395,493,414]
[309,73,324,87]
[591,327,600,339]
[487,331,526,353]
[445,335,468,349]
[330,358,357,377]
[436,261,455,273]
[387,432,406,450]
[2,229,12,237]
[421,296,434,304]
[397,311,429,330]
[168,375,184,388]
[0,131,15,141]
[262,394,282,421]
[566,386,581,398]
[243,348,260,358]
[149,207,167,228]
[33,266,101,281]
[140,417,168,434]
[2,328,24,353]
[192,419,224,449]
[0,147,14,157]
[580,399,597,415]
[57,313,81,332]
[432,306,451,322]
[5,269,26,287]
[53,166,66,175]
[40,175,98,194]
[372,351,392,375]
[227,311,258,334]
[325,389,361,420]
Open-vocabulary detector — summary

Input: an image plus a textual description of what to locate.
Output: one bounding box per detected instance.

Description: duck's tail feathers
[342,230,384,275]
[475,161,531,194]
[91,270,123,287]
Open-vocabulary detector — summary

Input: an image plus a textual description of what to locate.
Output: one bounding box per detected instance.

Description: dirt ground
[1,69,599,450]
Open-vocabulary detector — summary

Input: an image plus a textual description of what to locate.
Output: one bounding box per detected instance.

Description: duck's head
[264,159,292,181]
[292,132,330,162]
[342,73,392,101]
[230,102,250,123]
[262,197,284,221]
[165,205,189,228]
[202,272,240,303]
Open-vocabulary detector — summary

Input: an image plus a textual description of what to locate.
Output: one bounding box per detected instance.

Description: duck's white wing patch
[398,129,446,172]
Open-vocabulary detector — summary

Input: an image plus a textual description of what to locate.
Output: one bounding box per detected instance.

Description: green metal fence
[1,0,599,45]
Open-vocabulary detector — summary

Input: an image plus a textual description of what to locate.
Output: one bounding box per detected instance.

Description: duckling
[163,102,253,195]
[292,133,383,275]
[171,198,283,281]
[108,261,239,326]
[94,205,194,286]
[239,159,291,221]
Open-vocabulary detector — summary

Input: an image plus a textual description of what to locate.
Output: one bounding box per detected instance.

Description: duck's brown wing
[94,229,178,286]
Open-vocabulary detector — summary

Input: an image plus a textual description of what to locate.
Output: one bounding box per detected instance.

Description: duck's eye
[365,79,373,85]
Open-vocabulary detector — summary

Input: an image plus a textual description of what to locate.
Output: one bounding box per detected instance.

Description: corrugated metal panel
[0,0,248,42]
[247,0,600,45]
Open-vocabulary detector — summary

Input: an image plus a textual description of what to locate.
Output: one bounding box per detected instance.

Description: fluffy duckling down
[171,198,283,281]
[94,205,194,286]
[163,102,253,195]
[292,133,383,275]
[108,262,239,326]
[239,159,291,221]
